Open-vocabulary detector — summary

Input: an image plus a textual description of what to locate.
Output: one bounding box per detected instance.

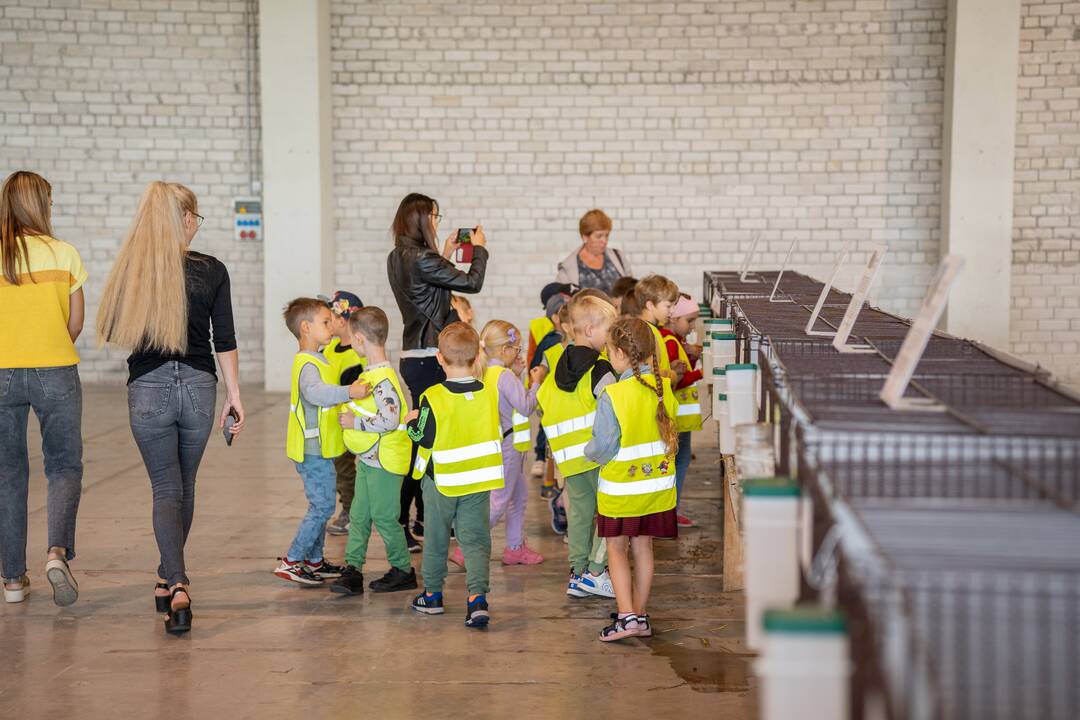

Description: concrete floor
[1,386,754,720]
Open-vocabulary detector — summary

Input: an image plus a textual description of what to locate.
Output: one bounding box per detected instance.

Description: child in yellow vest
[329,307,418,595]
[406,322,503,628]
[634,274,687,385]
[585,317,680,642]
[276,299,368,586]
[318,290,367,537]
[536,295,618,599]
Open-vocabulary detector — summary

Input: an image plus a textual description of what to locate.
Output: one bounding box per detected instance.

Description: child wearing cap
[659,294,704,528]
[319,291,368,536]
[527,283,575,489]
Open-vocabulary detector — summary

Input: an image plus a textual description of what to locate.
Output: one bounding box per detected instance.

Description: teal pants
[420,477,491,595]
[344,463,411,572]
[565,468,607,576]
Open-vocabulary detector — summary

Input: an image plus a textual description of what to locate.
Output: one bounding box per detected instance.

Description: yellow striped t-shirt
[0,235,88,368]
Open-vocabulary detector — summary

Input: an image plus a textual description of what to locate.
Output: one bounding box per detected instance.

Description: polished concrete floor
[1,386,754,720]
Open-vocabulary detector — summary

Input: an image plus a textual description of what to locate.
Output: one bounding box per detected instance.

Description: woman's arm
[67,288,84,342]
[414,245,489,294]
[210,264,244,435]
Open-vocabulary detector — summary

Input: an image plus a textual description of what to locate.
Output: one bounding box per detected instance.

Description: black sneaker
[306,559,344,579]
[329,566,364,596]
[411,520,425,538]
[411,591,444,615]
[369,566,418,593]
[465,594,490,629]
[404,526,422,554]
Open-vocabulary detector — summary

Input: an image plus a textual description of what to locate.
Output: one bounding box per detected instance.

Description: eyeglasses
[192,212,205,227]
[432,213,442,224]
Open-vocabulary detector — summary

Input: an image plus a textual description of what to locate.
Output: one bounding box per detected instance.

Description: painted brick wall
[0,0,263,383]
[330,0,948,355]
[1012,0,1080,384]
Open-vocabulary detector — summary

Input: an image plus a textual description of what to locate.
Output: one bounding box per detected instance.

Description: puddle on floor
[647,632,753,693]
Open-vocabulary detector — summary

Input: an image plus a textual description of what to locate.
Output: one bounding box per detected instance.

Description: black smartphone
[455,228,474,263]
[223,409,239,447]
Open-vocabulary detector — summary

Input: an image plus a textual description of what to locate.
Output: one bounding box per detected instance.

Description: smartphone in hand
[455,228,474,263]
[223,409,239,447]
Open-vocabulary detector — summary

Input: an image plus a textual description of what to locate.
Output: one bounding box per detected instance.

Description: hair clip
[507,328,519,344]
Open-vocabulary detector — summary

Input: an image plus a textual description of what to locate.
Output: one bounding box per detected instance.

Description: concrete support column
[939,0,1022,348]
[259,0,334,391]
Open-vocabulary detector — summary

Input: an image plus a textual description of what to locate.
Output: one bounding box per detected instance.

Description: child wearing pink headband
[660,294,704,529]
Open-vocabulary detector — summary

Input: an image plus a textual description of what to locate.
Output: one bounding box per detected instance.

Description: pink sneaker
[502,543,545,565]
[449,546,465,567]
[677,514,696,528]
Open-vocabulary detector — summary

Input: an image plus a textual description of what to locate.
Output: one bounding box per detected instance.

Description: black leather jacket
[386,235,489,351]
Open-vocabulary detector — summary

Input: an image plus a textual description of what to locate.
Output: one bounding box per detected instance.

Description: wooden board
[722,453,745,592]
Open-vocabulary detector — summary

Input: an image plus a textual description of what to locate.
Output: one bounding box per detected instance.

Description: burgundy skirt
[597,508,678,538]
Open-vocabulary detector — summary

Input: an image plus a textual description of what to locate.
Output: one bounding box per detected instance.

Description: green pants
[335,451,357,512]
[420,476,491,595]
[565,468,607,576]
[344,463,411,572]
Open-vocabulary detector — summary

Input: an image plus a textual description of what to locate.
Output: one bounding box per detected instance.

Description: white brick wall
[1011,0,1080,385]
[0,0,263,383]
[330,0,947,351]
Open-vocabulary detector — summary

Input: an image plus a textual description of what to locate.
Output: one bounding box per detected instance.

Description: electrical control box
[233,198,262,242]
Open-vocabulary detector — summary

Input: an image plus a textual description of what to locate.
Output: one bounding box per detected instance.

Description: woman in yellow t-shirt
[0,171,86,607]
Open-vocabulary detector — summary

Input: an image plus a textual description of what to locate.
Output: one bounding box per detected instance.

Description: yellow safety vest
[322,338,366,455]
[597,374,679,518]
[324,337,366,382]
[484,365,531,453]
[411,381,504,497]
[529,316,554,347]
[286,354,344,463]
[340,366,411,476]
[543,342,565,372]
[526,318,556,389]
[536,364,600,477]
[662,334,702,432]
[647,322,673,374]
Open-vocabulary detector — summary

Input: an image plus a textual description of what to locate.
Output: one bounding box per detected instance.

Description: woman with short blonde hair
[97,181,245,635]
[0,171,87,607]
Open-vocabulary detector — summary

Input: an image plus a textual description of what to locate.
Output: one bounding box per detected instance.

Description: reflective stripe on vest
[598,474,676,497]
[677,403,701,416]
[543,411,596,439]
[597,373,679,518]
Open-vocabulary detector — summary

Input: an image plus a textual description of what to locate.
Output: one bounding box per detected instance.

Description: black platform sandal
[155,581,170,613]
[164,586,192,635]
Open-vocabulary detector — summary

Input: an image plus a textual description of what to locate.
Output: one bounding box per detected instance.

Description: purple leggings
[489,443,528,549]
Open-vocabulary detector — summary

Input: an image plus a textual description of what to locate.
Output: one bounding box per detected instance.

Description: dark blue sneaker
[465,594,490,629]
[549,490,568,535]
[411,590,444,615]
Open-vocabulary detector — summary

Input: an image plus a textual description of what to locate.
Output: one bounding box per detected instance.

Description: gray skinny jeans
[128,362,216,587]
[0,365,83,581]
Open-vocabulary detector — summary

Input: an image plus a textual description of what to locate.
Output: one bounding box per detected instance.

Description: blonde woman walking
[0,171,86,607]
[97,181,245,635]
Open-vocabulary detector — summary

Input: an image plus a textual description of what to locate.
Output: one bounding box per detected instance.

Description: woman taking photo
[386,193,489,550]
[96,181,245,635]
[556,209,632,295]
[0,171,86,607]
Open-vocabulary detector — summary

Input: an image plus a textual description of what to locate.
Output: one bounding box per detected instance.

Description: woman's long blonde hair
[0,171,53,286]
[96,182,196,352]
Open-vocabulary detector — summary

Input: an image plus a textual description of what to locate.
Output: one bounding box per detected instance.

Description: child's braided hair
[607,317,678,456]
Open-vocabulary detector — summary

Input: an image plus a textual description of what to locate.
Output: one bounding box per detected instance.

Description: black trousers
[398,355,447,525]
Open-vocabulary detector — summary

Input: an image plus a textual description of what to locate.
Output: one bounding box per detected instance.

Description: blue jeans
[128,362,216,586]
[675,431,692,511]
[288,455,336,563]
[0,366,83,581]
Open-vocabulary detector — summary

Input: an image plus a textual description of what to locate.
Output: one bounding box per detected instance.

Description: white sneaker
[46,557,78,606]
[530,460,544,478]
[578,569,616,598]
[566,572,588,598]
